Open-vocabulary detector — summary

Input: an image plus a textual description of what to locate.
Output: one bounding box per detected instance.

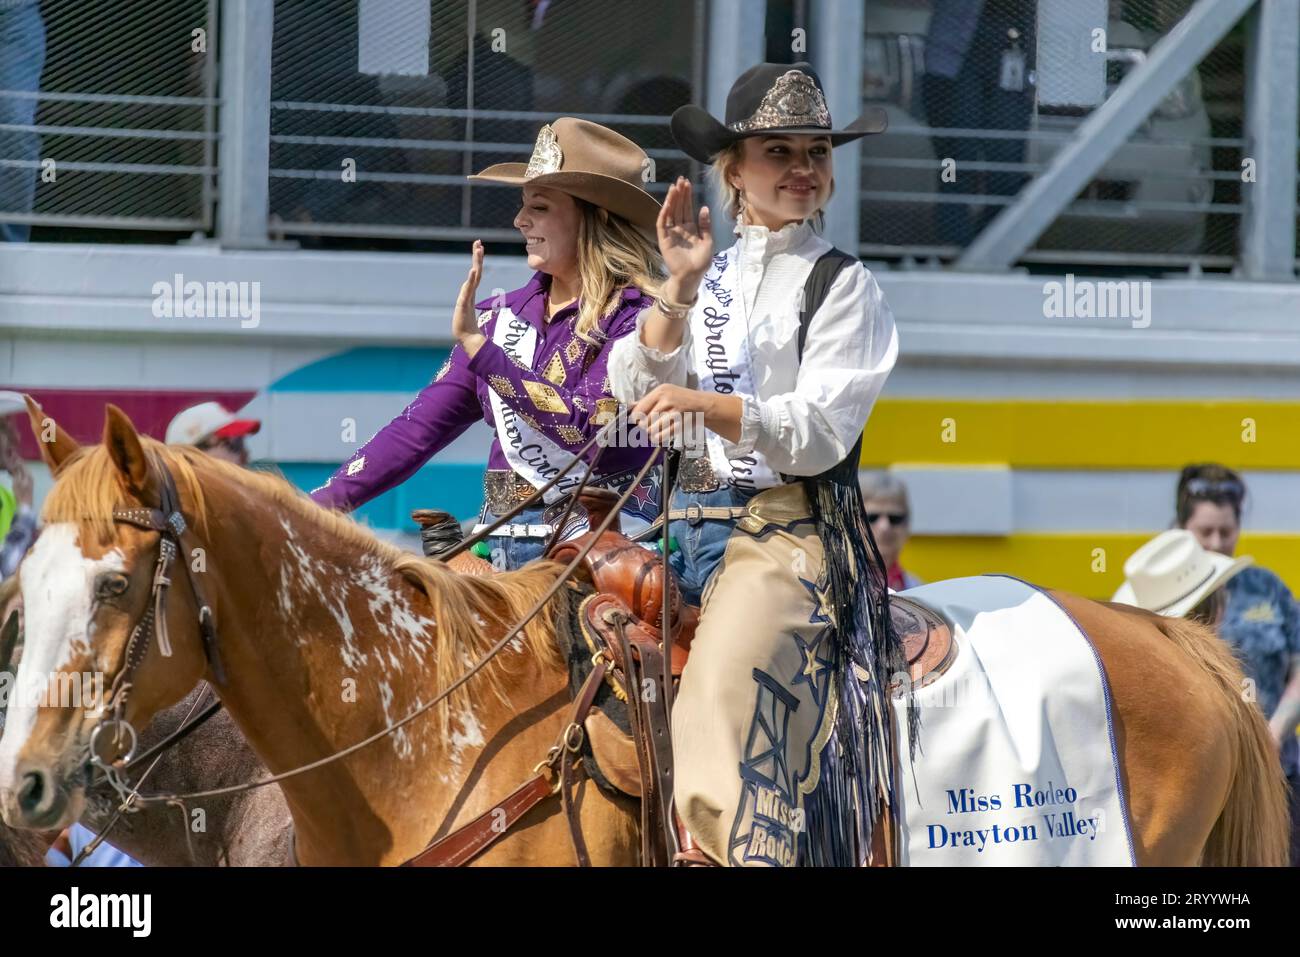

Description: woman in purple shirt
[311,118,664,569]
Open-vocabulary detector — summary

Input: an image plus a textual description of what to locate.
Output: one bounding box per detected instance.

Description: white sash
[487,308,589,504]
[691,249,783,489]
[891,576,1135,866]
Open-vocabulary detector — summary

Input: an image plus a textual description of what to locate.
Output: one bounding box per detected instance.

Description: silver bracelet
[656,294,696,320]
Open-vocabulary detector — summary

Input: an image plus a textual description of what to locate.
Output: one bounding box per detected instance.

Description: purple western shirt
[310,272,655,512]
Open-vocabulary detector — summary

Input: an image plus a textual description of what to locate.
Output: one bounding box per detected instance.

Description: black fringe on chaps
[800,467,919,867]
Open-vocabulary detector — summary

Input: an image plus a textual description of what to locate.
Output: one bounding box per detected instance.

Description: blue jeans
[476,503,553,571]
[0,2,45,243]
[475,501,655,571]
[667,483,759,607]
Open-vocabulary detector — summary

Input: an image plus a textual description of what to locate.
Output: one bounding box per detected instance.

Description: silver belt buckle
[485,471,532,516]
[678,454,720,493]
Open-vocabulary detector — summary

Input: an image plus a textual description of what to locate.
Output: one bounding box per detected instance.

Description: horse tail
[1152,614,1290,866]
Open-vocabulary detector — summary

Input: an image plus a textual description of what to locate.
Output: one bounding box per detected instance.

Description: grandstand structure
[3,0,1299,596]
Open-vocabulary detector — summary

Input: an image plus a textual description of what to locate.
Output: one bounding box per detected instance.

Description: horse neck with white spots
[0,400,637,866]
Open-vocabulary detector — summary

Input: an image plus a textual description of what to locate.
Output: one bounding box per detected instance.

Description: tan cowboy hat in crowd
[468,117,661,233]
[1111,529,1252,618]
[670,61,887,164]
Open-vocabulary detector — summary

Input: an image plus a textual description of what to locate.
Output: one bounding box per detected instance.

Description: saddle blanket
[890,575,1136,866]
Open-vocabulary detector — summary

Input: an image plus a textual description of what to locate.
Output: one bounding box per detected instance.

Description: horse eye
[95,574,129,600]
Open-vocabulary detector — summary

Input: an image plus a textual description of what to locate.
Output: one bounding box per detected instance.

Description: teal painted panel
[271,347,452,394]
[273,461,485,530]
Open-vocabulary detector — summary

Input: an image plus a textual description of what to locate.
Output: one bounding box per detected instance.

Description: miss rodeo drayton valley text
[927,781,1106,854]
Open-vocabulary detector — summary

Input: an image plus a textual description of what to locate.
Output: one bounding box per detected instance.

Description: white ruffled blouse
[608,218,899,484]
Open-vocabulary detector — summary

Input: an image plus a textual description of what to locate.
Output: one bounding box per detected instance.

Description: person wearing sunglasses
[1176,462,1300,865]
[860,471,922,591]
[165,401,261,468]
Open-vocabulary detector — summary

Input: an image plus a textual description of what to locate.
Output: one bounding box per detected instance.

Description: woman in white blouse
[608,62,905,867]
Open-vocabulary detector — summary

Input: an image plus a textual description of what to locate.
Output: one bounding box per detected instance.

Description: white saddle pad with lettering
[889,575,1135,866]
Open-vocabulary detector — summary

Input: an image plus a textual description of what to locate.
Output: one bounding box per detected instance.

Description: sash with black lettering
[486,308,590,505]
[691,249,782,490]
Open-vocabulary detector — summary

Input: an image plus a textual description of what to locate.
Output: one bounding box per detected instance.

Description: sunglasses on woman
[865,511,909,527]
[1184,478,1244,501]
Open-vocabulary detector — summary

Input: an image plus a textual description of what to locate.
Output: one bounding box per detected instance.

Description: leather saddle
[413,494,695,827]
[890,593,957,690]
[410,496,947,867]
[544,489,695,866]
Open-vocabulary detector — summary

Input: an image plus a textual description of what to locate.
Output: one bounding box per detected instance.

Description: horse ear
[103,403,152,495]
[23,394,80,476]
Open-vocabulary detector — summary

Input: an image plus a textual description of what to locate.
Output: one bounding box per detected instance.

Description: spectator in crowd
[0,399,36,580]
[165,401,261,468]
[1111,528,1250,628]
[44,823,143,868]
[922,0,1035,247]
[0,0,45,242]
[859,470,922,591]
[1173,464,1300,866]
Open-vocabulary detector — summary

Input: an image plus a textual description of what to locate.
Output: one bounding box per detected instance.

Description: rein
[101,440,664,810]
[86,420,621,793]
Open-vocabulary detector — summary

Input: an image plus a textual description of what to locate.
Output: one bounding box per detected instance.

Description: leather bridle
[23,419,677,867]
[77,425,669,856]
[88,453,225,781]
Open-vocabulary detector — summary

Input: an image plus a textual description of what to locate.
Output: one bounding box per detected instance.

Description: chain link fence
[0,0,216,240]
[268,0,701,247]
[2,0,1294,270]
[857,0,1294,269]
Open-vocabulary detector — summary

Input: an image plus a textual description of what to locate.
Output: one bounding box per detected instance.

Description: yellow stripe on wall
[860,399,1300,469]
[901,533,1300,602]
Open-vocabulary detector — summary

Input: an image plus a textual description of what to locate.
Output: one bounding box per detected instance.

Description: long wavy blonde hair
[570,200,664,345]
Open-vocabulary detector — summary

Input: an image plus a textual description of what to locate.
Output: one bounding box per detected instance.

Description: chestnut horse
[0,401,1287,865]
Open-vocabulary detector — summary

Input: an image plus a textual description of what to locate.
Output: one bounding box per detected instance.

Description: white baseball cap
[165,401,261,446]
[1111,529,1252,618]
[0,391,27,417]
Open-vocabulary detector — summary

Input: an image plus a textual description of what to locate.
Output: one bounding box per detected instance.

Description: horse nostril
[17,769,45,814]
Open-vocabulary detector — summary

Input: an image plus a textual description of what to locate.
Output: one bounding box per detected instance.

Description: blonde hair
[572,201,664,345]
[707,139,832,231]
[706,142,746,221]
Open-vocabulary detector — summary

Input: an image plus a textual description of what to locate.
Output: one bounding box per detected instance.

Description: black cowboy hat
[670,61,887,164]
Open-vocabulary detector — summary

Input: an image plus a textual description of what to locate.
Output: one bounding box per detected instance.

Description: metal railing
[1,0,1295,277]
[855,0,1298,271]
[264,0,701,244]
[0,0,218,236]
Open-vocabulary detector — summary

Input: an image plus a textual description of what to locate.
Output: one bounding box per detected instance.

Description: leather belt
[632,505,749,539]
[676,504,748,525]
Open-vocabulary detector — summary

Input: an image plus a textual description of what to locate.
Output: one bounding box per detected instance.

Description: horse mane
[41,439,568,737]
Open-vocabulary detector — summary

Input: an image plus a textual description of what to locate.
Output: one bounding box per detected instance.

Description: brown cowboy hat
[468,117,661,233]
[670,61,887,164]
